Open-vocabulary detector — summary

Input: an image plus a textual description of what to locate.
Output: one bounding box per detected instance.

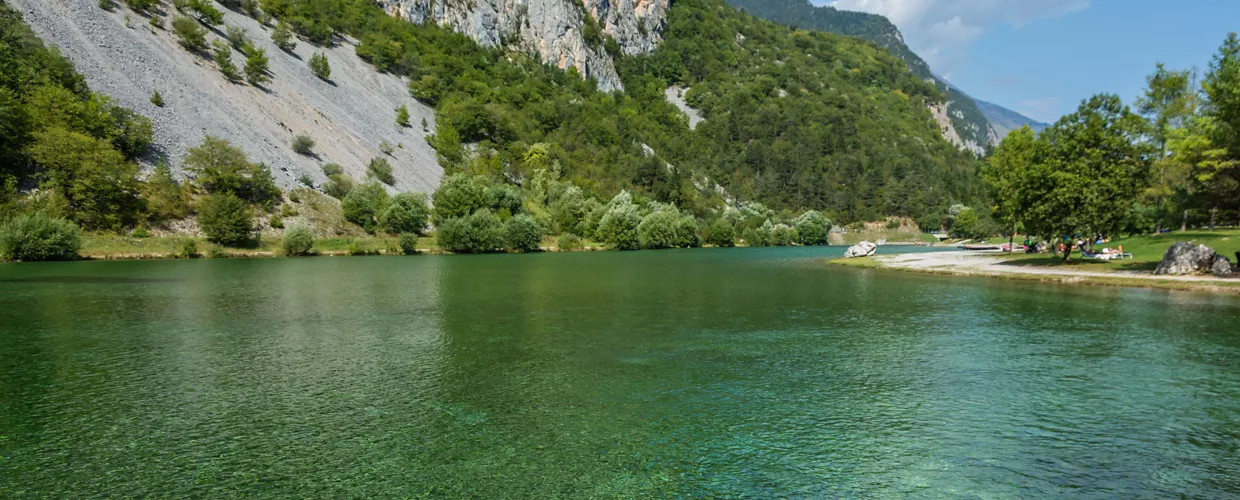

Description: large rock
[379,0,668,92]
[844,241,877,258]
[1154,242,1232,276]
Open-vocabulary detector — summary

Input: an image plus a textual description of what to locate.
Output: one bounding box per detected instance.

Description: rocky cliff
[379,0,668,91]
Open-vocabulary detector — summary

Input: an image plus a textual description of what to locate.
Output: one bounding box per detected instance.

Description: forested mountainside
[725,0,1048,151]
[3,0,983,233]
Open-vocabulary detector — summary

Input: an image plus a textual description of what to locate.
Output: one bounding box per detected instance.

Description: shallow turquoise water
[2,247,1239,497]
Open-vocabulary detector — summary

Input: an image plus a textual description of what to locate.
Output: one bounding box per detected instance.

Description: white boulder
[844,241,877,258]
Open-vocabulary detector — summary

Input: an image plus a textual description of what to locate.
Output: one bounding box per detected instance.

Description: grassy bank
[991,229,1240,272]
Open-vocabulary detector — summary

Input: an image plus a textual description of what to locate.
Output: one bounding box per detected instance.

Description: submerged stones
[844,241,877,258]
[1154,242,1233,276]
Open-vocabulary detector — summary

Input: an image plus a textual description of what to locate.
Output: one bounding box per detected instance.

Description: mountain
[724,0,1041,154]
[6,0,983,223]
[974,98,1049,140]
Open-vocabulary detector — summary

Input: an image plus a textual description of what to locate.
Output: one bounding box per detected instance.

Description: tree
[341,182,390,234]
[272,21,296,52]
[183,136,278,205]
[594,191,640,250]
[212,40,241,82]
[432,174,488,221]
[1136,64,1196,231]
[1198,33,1240,227]
[795,210,831,245]
[983,126,1044,245]
[309,52,331,81]
[504,213,543,251]
[27,128,141,231]
[243,44,270,86]
[291,134,314,155]
[367,157,395,185]
[0,213,81,262]
[183,0,223,25]
[281,225,314,256]
[436,209,503,253]
[198,193,253,246]
[396,104,410,127]
[706,218,735,247]
[171,16,207,52]
[984,94,1152,259]
[638,208,680,249]
[379,192,430,235]
[142,162,191,223]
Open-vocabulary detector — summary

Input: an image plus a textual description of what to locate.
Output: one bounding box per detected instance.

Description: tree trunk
[1182,209,1189,232]
[1009,229,1015,255]
[1210,207,1217,231]
[1154,197,1164,234]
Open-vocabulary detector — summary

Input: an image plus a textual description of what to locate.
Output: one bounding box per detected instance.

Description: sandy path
[876,251,1240,284]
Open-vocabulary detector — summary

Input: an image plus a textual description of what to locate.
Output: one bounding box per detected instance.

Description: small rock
[844,241,877,258]
[1212,255,1233,276]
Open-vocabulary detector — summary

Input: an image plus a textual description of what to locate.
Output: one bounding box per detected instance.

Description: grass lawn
[996,229,1240,272]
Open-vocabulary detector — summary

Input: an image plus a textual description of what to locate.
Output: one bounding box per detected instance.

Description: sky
[815,0,1240,123]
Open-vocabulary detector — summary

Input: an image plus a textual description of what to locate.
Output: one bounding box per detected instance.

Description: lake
[2,247,1239,497]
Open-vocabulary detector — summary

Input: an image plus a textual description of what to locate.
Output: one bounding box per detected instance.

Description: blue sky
[815,1,1240,123]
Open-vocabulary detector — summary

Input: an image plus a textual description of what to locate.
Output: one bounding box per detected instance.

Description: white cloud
[825,0,1089,75]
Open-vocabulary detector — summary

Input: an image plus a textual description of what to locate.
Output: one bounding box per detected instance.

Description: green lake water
[2,247,1239,497]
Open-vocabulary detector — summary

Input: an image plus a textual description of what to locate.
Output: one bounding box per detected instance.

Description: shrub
[675,215,701,248]
[309,52,331,81]
[341,182,390,233]
[771,224,798,246]
[150,90,164,107]
[638,209,679,250]
[296,174,313,187]
[132,226,152,238]
[504,213,542,252]
[178,239,199,258]
[225,26,249,50]
[148,15,163,31]
[126,0,158,12]
[243,45,270,86]
[742,226,769,247]
[172,16,207,52]
[183,136,278,206]
[99,0,114,11]
[367,157,395,185]
[281,225,313,256]
[594,191,640,250]
[379,192,430,235]
[396,105,410,127]
[397,232,419,255]
[212,40,241,82]
[380,140,395,156]
[556,233,584,251]
[886,220,901,229]
[197,193,253,246]
[323,174,354,199]
[291,135,314,155]
[184,0,223,25]
[485,184,524,217]
[268,215,284,229]
[706,218,735,247]
[321,163,344,177]
[272,21,296,52]
[280,203,299,217]
[143,161,192,222]
[432,174,489,221]
[796,210,831,246]
[436,209,503,253]
[0,214,81,262]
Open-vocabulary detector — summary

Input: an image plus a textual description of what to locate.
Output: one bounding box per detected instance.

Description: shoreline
[830,251,1240,294]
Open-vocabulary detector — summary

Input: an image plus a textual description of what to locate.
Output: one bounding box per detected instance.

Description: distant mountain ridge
[725,0,1045,149]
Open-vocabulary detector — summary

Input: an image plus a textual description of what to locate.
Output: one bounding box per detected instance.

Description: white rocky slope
[12,0,442,193]
[379,0,668,91]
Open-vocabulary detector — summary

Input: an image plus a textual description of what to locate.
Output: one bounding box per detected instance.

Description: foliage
[291,134,315,155]
[504,213,543,251]
[323,173,354,199]
[28,128,141,231]
[281,224,314,255]
[368,157,395,185]
[432,174,489,221]
[150,90,164,107]
[675,214,701,248]
[594,191,641,250]
[396,104,410,127]
[243,44,271,86]
[178,238,199,258]
[379,192,430,235]
[272,21,297,52]
[309,52,331,81]
[398,232,419,254]
[322,163,343,177]
[637,207,680,249]
[212,40,241,82]
[556,232,584,251]
[226,26,250,50]
[172,16,207,52]
[794,210,831,246]
[182,0,224,26]
[706,218,735,247]
[771,224,797,246]
[197,193,253,246]
[340,182,390,233]
[183,136,279,205]
[436,209,503,253]
[142,162,191,223]
[742,225,769,247]
[0,213,81,261]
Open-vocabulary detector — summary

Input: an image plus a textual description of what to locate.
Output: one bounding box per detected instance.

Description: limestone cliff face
[379,0,668,92]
